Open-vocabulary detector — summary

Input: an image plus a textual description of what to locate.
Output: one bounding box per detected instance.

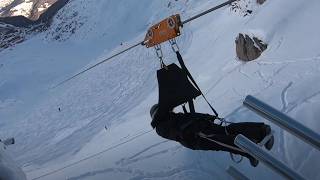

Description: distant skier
[149,54,274,167]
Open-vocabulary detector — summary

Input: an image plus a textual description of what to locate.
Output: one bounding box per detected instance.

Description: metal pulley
[143,14,182,48]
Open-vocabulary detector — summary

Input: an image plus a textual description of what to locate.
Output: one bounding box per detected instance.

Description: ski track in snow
[273,36,284,51]
[26,129,155,179]
[278,81,293,162]
[116,140,171,166]
[205,61,243,95]
[297,148,314,173]
[285,90,320,114]
[257,56,320,65]
[281,82,293,112]
[118,145,182,167]
[68,165,206,180]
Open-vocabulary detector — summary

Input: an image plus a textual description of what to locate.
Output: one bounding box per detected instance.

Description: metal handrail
[235,135,305,180]
[226,166,250,180]
[243,95,320,151]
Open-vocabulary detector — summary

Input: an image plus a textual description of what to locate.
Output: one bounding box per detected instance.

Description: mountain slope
[0,0,58,20]
[0,0,319,179]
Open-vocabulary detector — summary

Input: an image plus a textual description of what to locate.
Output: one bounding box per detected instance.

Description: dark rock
[0,23,26,50]
[0,0,70,51]
[0,16,35,28]
[37,0,70,26]
[0,0,59,21]
[235,33,268,61]
[257,0,266,5]
[0,0,70,28]
[235,34,247,60]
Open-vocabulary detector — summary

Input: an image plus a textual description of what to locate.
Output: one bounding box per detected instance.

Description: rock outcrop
[0,0,70,51]
[0,0,69,28]
[257,0,266,5]
[0,0,58,21]
[0,23,26,49]
[235,33,267,61]
[0,16,34,28]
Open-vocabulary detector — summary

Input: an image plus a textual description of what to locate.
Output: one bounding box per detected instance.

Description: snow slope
[0,0,57,20]
[0,0,14,9]
[0,0,320,179]
[10,0,34,17]
[0,141,26,180]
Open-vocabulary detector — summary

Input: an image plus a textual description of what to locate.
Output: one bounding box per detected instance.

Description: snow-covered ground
[0,0,56,19]
[0,0,320,179]
[10,0,34,17]
[0,141,26,180]
[37,3,50,13]
[0,0,14,9]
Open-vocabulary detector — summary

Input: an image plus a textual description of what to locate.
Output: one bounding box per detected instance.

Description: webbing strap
[182,105,188,113]
[188,100,195,113]
[176,51,219,117]
[198,132,246,153]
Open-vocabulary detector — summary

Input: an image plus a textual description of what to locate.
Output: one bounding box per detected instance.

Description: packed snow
[38,3,50,13]
[0,0,320,179]
[0,0,14,9]
[10,0,34,17]
[0,141,27,180]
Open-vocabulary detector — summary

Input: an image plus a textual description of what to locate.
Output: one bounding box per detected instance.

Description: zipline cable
[52,41,144,88]
[182,0,237,25]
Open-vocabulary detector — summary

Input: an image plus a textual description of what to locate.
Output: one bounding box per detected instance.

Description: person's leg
[226,122,270,143]
[193,119,271,147]
[195,133,259,166]
[178,119,261,166]
[197,120,226,134]
[195,134,250,157]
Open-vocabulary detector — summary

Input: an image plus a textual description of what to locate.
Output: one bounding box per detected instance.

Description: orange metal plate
[144,14,182,48]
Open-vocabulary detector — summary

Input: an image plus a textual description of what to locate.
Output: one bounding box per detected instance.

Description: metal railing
[234,135,305,180]
[226,166,250,180]
[243,95,320,151]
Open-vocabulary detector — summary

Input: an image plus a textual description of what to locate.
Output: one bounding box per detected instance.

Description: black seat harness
[175,51,219,117]
[152,41,222,129]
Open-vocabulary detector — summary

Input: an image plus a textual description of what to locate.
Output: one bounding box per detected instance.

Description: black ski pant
[184,121,268,159]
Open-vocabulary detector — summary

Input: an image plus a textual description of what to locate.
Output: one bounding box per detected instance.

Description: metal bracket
[169,38,180,52]
[154,44,167,69]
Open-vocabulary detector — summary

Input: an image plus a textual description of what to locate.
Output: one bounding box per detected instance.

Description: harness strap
[198,132,246,153]
[175,51,219,117]
[182,104,188,113]
[188,100,195,113]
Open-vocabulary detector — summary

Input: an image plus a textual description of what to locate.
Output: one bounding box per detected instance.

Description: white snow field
[1,0,320,179]
[0,141,27,180]
[0,0,14,9]
[10,0,34,17]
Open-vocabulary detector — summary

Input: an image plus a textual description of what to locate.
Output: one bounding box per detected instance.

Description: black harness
[151,50,219,128]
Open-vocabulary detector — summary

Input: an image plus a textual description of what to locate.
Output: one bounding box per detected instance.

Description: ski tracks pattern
[67,141,192,180]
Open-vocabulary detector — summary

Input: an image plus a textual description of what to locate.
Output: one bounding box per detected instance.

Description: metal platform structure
[230,95,320,180]
[235,134,305,180]
[243,95,320,151]
[226,166,250,180]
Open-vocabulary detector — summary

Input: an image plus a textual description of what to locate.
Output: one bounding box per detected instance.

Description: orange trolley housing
[144,14,182,48]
